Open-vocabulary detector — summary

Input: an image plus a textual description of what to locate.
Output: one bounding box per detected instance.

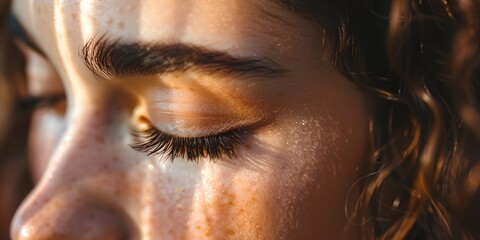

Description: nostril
[10,196,138,240]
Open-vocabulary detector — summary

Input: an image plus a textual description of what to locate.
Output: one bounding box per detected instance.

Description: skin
[10,0,370,239]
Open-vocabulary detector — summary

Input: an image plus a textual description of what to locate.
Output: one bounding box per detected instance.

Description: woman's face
[10,0,369,239]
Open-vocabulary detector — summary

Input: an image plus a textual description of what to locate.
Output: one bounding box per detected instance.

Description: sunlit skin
[10,0,370,239]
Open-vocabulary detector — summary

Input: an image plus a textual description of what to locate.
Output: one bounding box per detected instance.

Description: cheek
[250,73,369,237]
[127,161,279,239]
[185,168,277,239]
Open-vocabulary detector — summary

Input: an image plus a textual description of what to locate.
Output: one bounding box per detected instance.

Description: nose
[11,194,134,240]
[10,105,138,240]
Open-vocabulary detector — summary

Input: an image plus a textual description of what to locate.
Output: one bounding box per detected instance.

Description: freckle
[226,228,235,236]
[228,194,236,205]
[256,225,262,235]
[71,13,77,19]
[117,22,125,29]
[102,163,109,170]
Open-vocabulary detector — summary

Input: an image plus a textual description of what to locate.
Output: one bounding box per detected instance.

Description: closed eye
[130,124,245,162]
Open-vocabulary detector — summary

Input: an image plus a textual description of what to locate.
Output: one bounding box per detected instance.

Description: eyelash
[130,125,244,162]
[17,95,65,111]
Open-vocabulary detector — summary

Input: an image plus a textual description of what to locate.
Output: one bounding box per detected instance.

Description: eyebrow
[6,13,288,80]
[81,36,288,79]
[6,13,46,56]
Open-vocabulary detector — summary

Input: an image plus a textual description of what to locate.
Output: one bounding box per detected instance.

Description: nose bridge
[42,99,118,186]
[11,97,137,240]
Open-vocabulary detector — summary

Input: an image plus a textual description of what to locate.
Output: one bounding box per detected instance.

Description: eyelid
[140,90,265,136]
[146,112,256,138]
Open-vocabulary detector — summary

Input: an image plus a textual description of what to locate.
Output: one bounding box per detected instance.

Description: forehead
[11,0,321,87]
[12,0,290,52]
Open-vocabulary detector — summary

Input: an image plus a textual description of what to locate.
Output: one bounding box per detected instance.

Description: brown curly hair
[281,0,480,239]
[0,0,479,239]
